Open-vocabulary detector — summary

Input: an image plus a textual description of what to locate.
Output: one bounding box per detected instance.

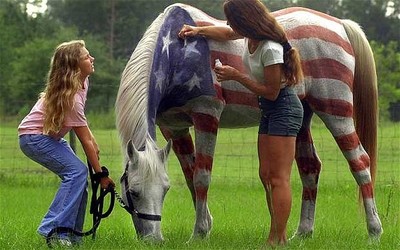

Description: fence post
[69,130,76,153]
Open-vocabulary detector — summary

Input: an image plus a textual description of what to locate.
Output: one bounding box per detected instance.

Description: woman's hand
[214,64,241,82]
[178,24,198,39]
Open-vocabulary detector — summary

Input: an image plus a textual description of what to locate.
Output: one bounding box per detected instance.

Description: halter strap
[119,171,162,221]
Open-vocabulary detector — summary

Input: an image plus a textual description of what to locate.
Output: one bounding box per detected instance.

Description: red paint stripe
[302,187,318,201]
[192,113,219,133]
[302,59,354,88]
[297,131,313,143]
[195,21,215,27]
[222,88,258,107]
[182,167,194,181]
[195,186,208,200]
[173,135,194,155]
[306,96,353,117]
[360,183,373,198]
[214,82,258,107]
[288,26,353,55]
[349,154,371,172]
[273,7,340,24]
[213,83,224,101]
[334,132,360,151]
[196,153,213,171]
[296,157,322,175]
[210,50,246,73]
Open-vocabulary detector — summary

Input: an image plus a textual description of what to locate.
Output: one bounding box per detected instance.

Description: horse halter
[118,170,162,221]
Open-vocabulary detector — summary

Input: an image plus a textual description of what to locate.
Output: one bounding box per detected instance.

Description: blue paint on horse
[148,7,215,136]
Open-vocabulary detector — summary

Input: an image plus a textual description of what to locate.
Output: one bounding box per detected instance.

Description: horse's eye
[130,190,140,199]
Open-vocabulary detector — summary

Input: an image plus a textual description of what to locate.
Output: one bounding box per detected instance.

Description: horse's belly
[156,108,194,130]
[219,105,260,128]
[156,103,260,129]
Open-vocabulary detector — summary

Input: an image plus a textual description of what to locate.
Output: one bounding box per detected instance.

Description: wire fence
[1,119,399,187]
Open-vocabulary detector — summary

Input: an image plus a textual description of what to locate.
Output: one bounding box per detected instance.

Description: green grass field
[0,121,399,249]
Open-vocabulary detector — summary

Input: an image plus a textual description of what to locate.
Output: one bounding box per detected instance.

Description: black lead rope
[46,163,162,247]
[46,163,115,248]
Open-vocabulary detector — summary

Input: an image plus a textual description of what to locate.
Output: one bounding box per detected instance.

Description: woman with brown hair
[179,0,304,246]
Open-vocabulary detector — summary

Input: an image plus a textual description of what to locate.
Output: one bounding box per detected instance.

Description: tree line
[1,0,399,123]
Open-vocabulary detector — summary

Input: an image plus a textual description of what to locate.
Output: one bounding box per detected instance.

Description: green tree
[0,0,33,117]
[339,0,400,43]
[371,41,400,120]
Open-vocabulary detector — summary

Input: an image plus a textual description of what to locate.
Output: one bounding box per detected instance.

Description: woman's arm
[178,25,242,41]
[215,64,282,101]
[74,126,115,189]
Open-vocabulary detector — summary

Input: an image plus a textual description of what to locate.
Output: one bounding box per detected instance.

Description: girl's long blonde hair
[41,40,85,135]
[223,0,303,85]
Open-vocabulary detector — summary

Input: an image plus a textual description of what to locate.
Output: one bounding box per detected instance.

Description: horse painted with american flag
[115,3,382,242]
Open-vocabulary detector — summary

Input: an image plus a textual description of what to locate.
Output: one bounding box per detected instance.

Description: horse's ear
[159,139,172,162]
[127,139,139,162]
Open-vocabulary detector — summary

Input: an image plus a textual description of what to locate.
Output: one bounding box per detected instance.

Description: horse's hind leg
[294,103,321,238]
[318,112,382,238]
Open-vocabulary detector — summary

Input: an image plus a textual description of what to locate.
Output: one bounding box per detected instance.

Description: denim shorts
[258,87,303,136]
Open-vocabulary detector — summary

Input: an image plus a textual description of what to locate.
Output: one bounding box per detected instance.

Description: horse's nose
[141,232,164,243]
[135,220,164,243]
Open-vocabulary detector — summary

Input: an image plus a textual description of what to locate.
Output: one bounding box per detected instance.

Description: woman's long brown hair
[223,0,303,85]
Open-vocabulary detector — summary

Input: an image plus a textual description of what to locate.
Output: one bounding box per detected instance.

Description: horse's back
[155,5,357,129]
[274,8,355,101]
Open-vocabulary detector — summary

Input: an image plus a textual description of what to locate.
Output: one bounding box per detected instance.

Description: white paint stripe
[343,144,367,162]
[194,130,217,156]
[315,113,355,137]
[300,173,319,189]
[292,38,355,71]
[351,168,371,185]
[276,11,346,39]
[308,78,353,102]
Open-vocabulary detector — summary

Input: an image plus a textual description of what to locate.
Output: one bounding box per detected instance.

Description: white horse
[115,3,382,242]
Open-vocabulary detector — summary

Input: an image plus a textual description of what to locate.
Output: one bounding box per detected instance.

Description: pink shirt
[18,79,89,139]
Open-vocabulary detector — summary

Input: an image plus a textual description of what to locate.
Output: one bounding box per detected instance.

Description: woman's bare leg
[258,134,296,246]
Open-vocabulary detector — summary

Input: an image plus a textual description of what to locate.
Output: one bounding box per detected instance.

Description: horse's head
[120,138,172,242]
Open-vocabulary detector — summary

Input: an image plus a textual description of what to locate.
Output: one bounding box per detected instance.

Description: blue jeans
[19,134,88,238]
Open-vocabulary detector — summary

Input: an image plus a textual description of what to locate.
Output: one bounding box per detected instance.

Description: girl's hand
[100,176,115,190]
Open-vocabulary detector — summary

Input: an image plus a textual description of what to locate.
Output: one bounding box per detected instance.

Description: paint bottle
[215,59,222,68]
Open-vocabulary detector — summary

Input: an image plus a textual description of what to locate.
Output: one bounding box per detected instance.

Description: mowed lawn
[0,121,399,249]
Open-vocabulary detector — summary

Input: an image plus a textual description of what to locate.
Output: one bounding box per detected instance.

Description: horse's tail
[342,19,378,185]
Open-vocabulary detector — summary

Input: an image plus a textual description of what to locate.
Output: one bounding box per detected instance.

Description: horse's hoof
[367,216,383,240]
[289,231,313,241]
[368,227,383,242]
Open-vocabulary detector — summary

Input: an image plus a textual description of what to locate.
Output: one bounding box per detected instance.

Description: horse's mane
[133,137,168,185]
[115,9,167,152]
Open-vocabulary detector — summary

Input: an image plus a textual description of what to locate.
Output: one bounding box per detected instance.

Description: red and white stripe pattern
[117,3,381,240]
[175,4,381,238]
